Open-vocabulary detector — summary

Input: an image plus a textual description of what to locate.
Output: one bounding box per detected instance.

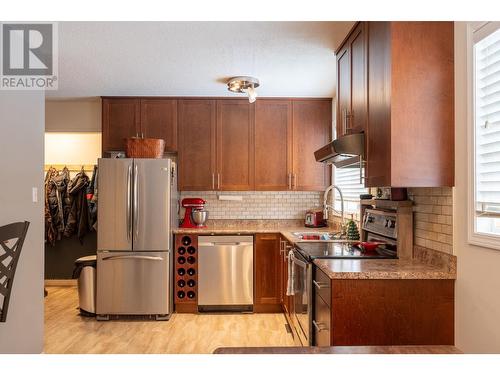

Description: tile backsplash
[408,187,453,254]
[180,191,322,220]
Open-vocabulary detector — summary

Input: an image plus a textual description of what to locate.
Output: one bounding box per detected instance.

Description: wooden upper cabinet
[254,234,282,313]
[365,22,454,187]
[103,97,332,191]
[140,99,178,152]
[349,23,367,135]
[336,22,367,139]
[292,100,332,191]
[102,98,140,152]
[254,100,292,190]
[216,100,255,191]
[178,100,216,191]
[336,44,350,139]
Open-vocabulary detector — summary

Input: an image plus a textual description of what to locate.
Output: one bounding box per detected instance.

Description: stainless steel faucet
[323,184,345,233]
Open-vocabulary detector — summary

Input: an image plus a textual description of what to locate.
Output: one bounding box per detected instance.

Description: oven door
[291,250,312,346]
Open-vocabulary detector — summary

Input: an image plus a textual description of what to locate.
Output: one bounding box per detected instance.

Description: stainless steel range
[287,208,402,346]
[287,241,397,346]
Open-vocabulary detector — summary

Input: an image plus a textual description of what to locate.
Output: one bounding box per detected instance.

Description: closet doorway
[44,98,102,287]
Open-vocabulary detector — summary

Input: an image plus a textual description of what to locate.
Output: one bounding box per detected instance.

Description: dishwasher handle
[198,236,254,248]
[201,241,246,246]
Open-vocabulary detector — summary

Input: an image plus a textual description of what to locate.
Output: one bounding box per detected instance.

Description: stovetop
[294,242,397,261]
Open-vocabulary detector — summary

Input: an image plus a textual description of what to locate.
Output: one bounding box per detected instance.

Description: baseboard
[253,304,282,313]
[45,279,77,287]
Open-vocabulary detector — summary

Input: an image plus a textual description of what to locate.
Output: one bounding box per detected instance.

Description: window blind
[475,28,500,216]
[333,166,367,215]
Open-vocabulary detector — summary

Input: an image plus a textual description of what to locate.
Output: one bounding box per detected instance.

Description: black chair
[0,221,30,322]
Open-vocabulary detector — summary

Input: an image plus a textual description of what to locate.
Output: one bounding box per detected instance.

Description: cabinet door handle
[217,173,220,190]
[288,173,292,190]
[345,110,353,132]
[313,320,328,332]
[292,174,297,189]
[342,108,347,135]
[313,280,330,290]
[212,173,215,190]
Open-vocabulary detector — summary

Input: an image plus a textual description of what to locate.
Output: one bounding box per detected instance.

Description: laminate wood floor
[44,287,295,354]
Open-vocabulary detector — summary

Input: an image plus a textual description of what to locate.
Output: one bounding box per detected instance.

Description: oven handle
[292,250,308,268]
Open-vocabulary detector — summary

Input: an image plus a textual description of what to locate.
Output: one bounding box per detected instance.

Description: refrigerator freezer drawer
[96,251,171,316]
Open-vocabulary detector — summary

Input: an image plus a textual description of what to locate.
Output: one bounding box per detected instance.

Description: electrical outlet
[32,187,38,203]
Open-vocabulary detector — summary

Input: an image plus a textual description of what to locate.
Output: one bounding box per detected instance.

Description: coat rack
[44,164,95,173]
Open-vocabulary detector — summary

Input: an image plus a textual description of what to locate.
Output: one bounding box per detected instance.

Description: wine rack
[174,234,198,312]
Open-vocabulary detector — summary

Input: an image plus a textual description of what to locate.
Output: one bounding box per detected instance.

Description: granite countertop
[174,220,457,280]
[214,345,462,354]
[173,219,334,244]
[314,258,456,280]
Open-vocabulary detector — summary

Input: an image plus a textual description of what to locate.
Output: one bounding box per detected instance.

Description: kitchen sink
[291,232,344,241]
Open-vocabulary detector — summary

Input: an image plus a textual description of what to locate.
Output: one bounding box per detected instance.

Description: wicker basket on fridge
[125,137,165,158]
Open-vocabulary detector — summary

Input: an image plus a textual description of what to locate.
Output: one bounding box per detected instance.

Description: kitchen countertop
[213,345,462,354]
[173,220,334,245]
[314,258,456,280]
[174,220,456,280]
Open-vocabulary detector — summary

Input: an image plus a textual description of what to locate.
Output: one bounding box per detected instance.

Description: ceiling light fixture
[227,76,260,103]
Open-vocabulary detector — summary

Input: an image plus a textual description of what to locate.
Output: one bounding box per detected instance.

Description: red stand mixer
[180,198,208,228]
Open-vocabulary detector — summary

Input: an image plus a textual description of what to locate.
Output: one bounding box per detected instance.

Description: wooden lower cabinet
[254,234,282,313]
[312,267,455,346]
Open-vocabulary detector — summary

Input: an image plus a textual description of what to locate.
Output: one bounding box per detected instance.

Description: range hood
[314,133,365,168]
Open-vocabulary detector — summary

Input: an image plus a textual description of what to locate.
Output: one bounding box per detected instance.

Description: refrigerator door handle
[133,163,139,241]
[102,255,164,261]
[126,164,132,242]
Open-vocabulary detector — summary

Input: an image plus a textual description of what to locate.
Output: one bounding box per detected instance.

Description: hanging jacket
[46,167,70,242]
[44,168,58,246]
[87,165,98,230]
[64,170,91,242]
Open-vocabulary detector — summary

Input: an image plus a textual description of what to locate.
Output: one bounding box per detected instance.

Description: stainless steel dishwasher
[198,235,254,312]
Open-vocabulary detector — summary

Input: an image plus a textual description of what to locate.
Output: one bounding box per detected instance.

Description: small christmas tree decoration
[346,216,360,241]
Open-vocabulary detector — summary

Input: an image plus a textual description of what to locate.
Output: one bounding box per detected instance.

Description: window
[469,22,500,249]
[333,165,368,219]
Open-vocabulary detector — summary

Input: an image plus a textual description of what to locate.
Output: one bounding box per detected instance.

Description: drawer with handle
[313,267,331,307]
[313,289,331,346]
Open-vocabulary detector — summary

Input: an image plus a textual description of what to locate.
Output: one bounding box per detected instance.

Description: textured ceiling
[48,21,354,99]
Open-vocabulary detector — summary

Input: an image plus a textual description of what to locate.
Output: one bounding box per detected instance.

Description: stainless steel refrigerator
[96,158,178,320]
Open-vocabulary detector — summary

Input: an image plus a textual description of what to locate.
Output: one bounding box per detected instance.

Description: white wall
[45,132,101,166]
[455,22,500,353]
[0,91,45,353]
[45,98,101,132]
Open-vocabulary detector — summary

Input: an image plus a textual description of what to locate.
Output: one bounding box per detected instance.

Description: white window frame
[467,21,500,250]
